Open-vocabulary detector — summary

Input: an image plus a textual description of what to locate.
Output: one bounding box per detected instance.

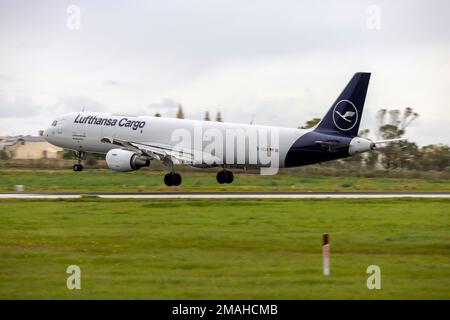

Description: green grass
[0,198,449,299]
[0,170,449,192]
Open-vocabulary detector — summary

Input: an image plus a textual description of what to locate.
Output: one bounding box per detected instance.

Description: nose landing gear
[73,163,83,172]
[72,151,84,172]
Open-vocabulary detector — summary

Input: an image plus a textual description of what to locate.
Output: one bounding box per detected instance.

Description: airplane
[44,72,401,186]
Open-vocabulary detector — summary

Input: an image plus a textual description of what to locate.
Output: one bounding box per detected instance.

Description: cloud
[152,98,181,110]
[141,98,182,117]
[0,95,106,118]
[0,94,107,135]
[0,95,43,117]
[103,80,121,86]
[50,96,106,114]
[0,74,12,82]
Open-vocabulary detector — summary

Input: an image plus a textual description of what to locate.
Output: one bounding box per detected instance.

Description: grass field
[1,170,450,192]
[0,198,449,299]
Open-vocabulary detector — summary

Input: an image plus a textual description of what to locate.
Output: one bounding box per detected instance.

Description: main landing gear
[163,157,182,187]
[164,172,182,186]
[72,151,84,172]
[216,170,234,184]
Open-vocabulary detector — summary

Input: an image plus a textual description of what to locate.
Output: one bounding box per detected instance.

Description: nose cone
[43,127,53,143]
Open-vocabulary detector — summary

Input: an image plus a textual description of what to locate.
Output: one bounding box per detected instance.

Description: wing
[101,137,220,166]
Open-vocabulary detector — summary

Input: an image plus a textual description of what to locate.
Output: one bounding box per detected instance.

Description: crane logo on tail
[332,100,358,131]
[335,110,355,122]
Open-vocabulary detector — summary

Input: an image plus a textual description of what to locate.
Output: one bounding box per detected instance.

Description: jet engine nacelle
[348,137,375,155]
[105,148,150,172]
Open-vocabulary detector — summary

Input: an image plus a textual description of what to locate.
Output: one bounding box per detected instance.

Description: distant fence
[0,159,449,179]
[0,159,107,170]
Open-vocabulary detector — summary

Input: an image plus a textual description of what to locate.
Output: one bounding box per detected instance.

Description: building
[0,135,63,160]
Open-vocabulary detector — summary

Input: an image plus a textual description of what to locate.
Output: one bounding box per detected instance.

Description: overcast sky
[0,0,449,145]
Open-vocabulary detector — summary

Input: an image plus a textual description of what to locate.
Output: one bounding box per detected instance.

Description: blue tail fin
[314,72,371,137]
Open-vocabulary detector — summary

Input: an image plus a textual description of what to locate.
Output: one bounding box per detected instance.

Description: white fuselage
[44,112,307,168]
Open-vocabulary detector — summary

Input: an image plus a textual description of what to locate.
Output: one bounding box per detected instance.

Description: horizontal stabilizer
[315,140,349,152]
[373,138,405,144]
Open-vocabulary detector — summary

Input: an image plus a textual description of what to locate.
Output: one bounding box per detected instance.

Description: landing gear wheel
[173,173,182,186]
[164,172,182,187]
[216,171,226,184]
[164,173,173,186]
[224,171,234,184]
[216,170,234,184]
[73,164,83,172]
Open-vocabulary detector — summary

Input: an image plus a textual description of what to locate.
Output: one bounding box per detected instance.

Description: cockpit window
[51,120,57,126]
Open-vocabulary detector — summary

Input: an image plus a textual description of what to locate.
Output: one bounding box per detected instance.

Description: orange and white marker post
[323,233,330,276]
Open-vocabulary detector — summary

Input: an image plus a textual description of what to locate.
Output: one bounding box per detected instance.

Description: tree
[215,111,222,122]
[204,111,211,121]
[375,107,419,170]
[0,150,9,160]
[85,153,98,166]
[419,144,450,171]
[62,150,74,160]
[380,141,420,170]
[300,118,321,129]
[176,105,184,119]
[376,107,418,140]
[358,129,370,138]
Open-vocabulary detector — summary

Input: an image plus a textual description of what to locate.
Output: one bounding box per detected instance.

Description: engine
[348,137,375,155]
[105,148,150,172]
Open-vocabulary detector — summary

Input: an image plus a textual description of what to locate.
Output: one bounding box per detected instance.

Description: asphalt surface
[0,192,449,199]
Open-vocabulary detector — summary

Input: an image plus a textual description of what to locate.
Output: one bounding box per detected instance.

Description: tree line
[155,105,223,122]
[300,107,450,172]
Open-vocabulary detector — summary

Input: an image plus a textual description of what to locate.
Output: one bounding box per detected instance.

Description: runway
[0,192,449,199]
